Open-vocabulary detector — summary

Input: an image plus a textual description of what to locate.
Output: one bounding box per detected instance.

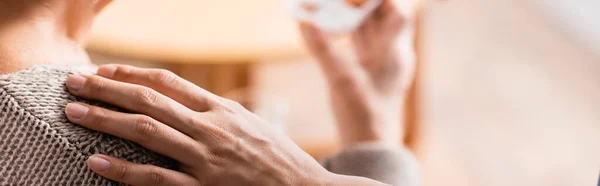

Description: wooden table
[87,0,310,96]
[88,0,307,64]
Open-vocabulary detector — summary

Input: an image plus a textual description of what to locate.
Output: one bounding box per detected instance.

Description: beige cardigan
[0,65,419,185]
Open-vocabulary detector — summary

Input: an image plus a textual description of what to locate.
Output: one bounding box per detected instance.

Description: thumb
[378,0,400,17]
[299,22,333,60]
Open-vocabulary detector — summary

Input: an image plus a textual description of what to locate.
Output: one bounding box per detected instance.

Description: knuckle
[89,108,108,126]
[226,99,244,110]
[187,115,210,137]
[114,65,133,80]
[146,168,165,186]
[133,88,158,107]
[114,162,129,180]
[133,116,159,141]
[152,69,177,86]
[216,98,243,113]
[88,76,107,94]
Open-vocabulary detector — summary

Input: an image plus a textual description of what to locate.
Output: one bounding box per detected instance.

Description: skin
[63,0,415,185]
[64,65,387,186]
[0,0,112,74]
[299,0,415,147]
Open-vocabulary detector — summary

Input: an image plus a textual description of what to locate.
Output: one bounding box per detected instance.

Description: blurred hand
[300,0,415,147]
[64,65,386,186]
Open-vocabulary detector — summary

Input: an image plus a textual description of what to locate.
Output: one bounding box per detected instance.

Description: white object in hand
[288,0,383,34]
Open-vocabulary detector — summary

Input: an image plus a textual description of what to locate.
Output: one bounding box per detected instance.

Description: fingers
[96,65,219,112]
[87,154,199,186]
[66,74,198,134]
[382,0,410,36]
[352,0,407,73]
[298,22,334,62]
[371,0,405,33]
[379,0,399,16]
[65,103,205,165]
[352,18,392,73]
[299,22,361,84]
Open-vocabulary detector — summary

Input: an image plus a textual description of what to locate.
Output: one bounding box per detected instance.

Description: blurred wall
[419,0,600,186]
[532,0,600,53]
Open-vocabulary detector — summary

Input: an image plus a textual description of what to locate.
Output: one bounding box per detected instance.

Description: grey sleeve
[322,143,420,186]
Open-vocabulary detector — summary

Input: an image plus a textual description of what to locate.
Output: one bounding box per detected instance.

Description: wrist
[340,135,401,149]
[332,95,405,147]
[338,115,403,147]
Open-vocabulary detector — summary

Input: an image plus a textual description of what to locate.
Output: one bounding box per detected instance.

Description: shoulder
[0,64,176,168]
[0,65,175,185]
[0,65,95,120]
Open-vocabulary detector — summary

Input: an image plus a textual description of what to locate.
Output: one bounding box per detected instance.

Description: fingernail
[65,103,89,119]
[97,65,117,78]
[66,75,87,91]
[87,156,110,173]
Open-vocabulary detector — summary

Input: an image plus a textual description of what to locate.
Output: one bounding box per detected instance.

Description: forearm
[330,93,405,146]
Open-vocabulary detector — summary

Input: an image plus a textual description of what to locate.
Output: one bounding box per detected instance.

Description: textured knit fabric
[323,143,420,186]
[0,65,176,186]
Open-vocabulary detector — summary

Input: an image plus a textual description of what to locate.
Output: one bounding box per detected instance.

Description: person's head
[0,0,113,73]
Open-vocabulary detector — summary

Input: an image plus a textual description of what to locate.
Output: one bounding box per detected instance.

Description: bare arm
[299,0,419,185]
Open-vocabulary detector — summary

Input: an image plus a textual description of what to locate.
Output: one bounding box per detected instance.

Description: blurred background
[85,0,600,186]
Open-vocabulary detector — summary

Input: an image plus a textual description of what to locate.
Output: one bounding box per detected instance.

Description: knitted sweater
[0,65,419,186]
[0,65,176,186]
